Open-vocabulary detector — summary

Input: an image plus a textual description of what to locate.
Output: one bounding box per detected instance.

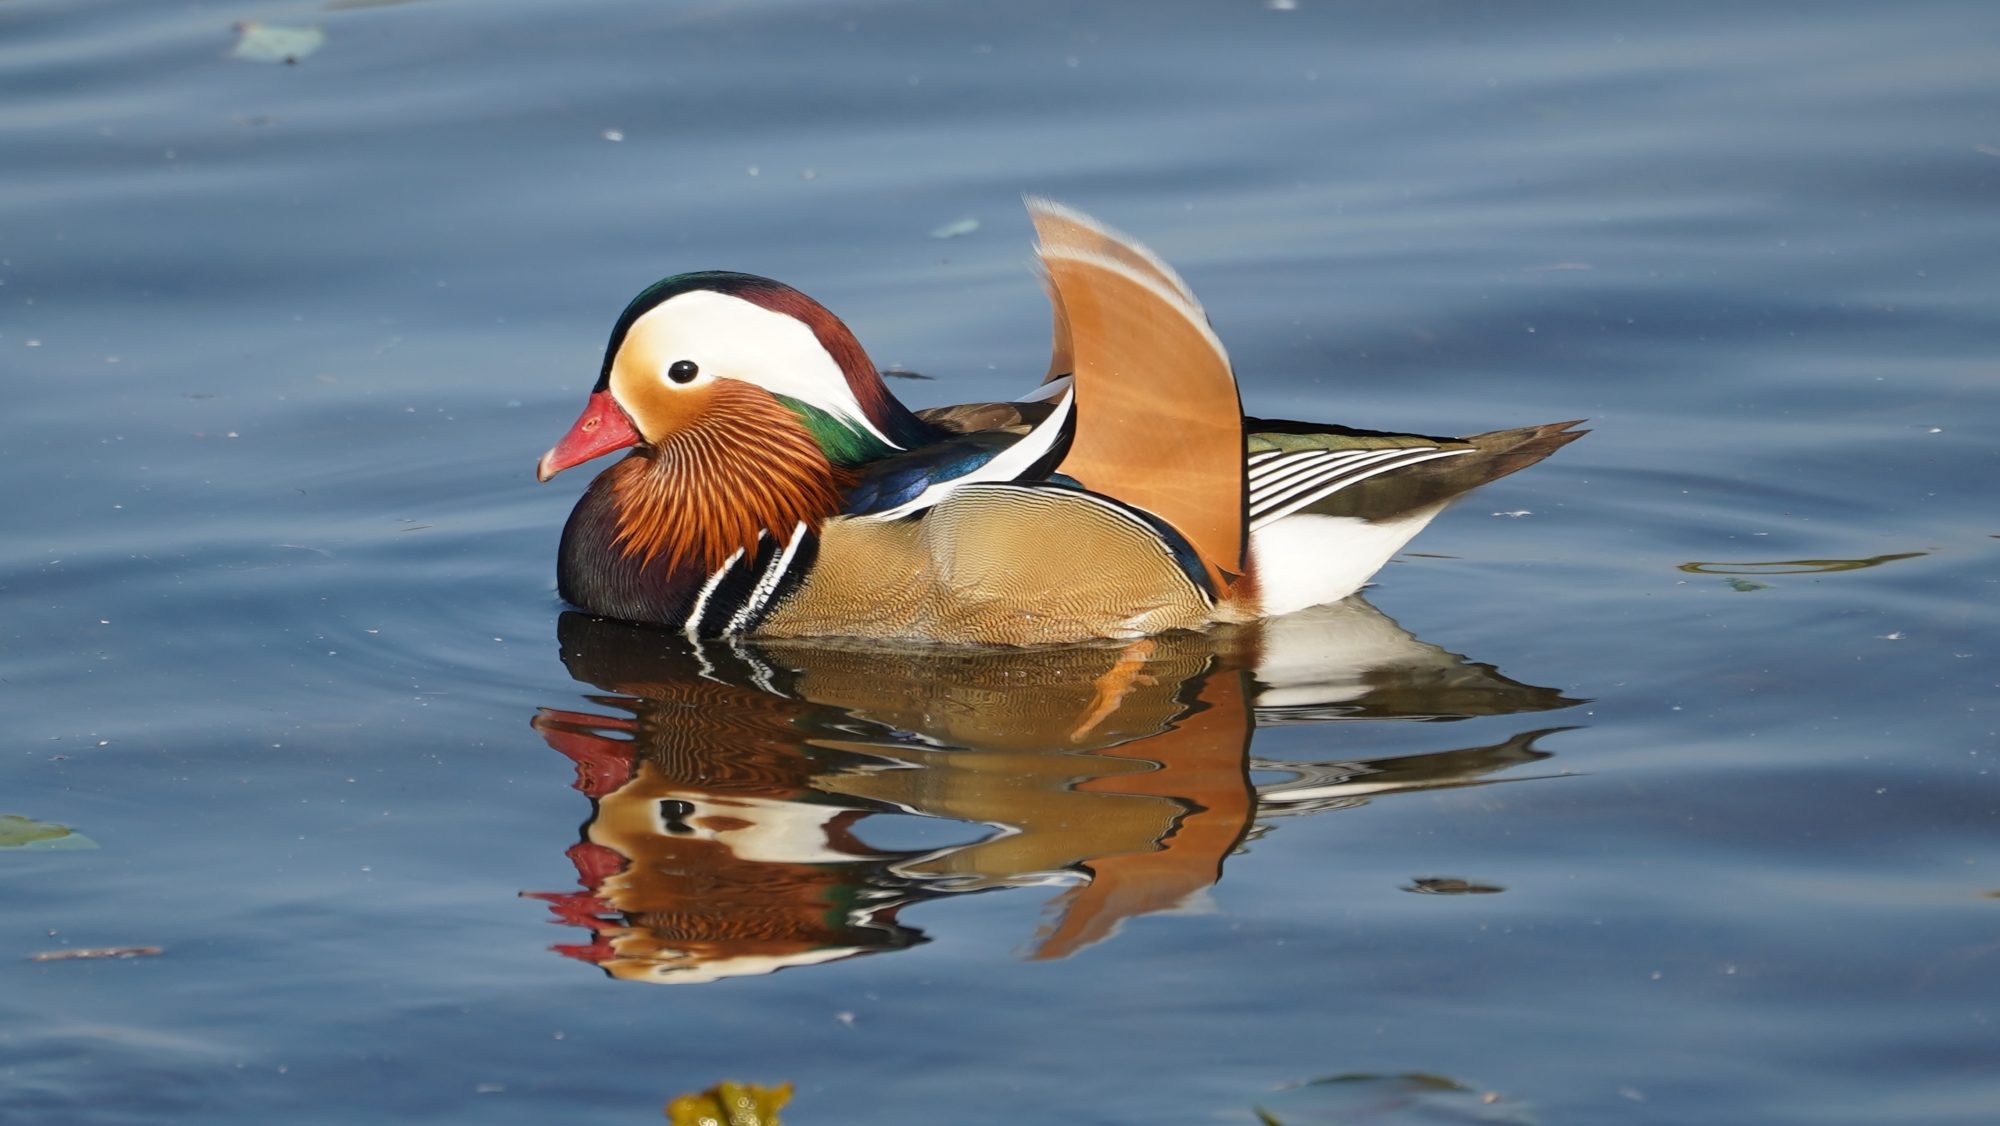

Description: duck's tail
[1239,419,1588,616]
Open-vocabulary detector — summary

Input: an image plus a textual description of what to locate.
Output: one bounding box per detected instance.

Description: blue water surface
[4,1,1997,1122]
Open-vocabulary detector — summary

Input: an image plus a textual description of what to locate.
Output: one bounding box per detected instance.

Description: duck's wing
[914,399,1056,436]
[843,389,1076,519]
[1030,202,1246,588]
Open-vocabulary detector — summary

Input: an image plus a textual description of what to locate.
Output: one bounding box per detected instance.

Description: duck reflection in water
[524,600,1581,983]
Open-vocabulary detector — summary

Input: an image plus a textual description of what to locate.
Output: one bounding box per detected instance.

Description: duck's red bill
[538,391,641,482]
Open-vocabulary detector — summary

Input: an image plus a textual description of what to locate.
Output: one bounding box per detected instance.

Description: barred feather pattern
[609,382,850,573]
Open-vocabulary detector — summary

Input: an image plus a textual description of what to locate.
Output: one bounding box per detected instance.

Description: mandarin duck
[538,200,1584,645]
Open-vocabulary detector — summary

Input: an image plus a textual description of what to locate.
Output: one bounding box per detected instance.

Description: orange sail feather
[1035,222,1247,588]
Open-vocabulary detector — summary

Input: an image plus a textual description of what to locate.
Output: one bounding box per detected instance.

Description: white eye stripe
[622,290,900,449]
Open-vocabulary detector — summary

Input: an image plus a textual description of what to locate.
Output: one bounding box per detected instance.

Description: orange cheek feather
[607,381,850,572]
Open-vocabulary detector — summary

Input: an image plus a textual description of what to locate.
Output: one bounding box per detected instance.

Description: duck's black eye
[667,360,700,384]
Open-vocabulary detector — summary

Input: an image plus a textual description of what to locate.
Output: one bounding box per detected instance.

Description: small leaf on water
[0,814,98,850]
[1262,1072,1536,1124]
[30,946,162,962]
[230,22,326,64]
[1679,552,1927,576]
[666,1080,793,1126]
[1405,876,1506,895]
[928,217,980,240]
[1726,578,1769,592]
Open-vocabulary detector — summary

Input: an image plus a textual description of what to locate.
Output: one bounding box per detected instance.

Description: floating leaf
[928,217,980,240]
[230,22,326,64]
[30,946,161,962]
[666,1080,793,1126]
[1405,876,1505,895]
[0,814,98,850]
[1258,1072,1535,1125]
[1678,552,1926,576]
[1726,578,1769,592]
